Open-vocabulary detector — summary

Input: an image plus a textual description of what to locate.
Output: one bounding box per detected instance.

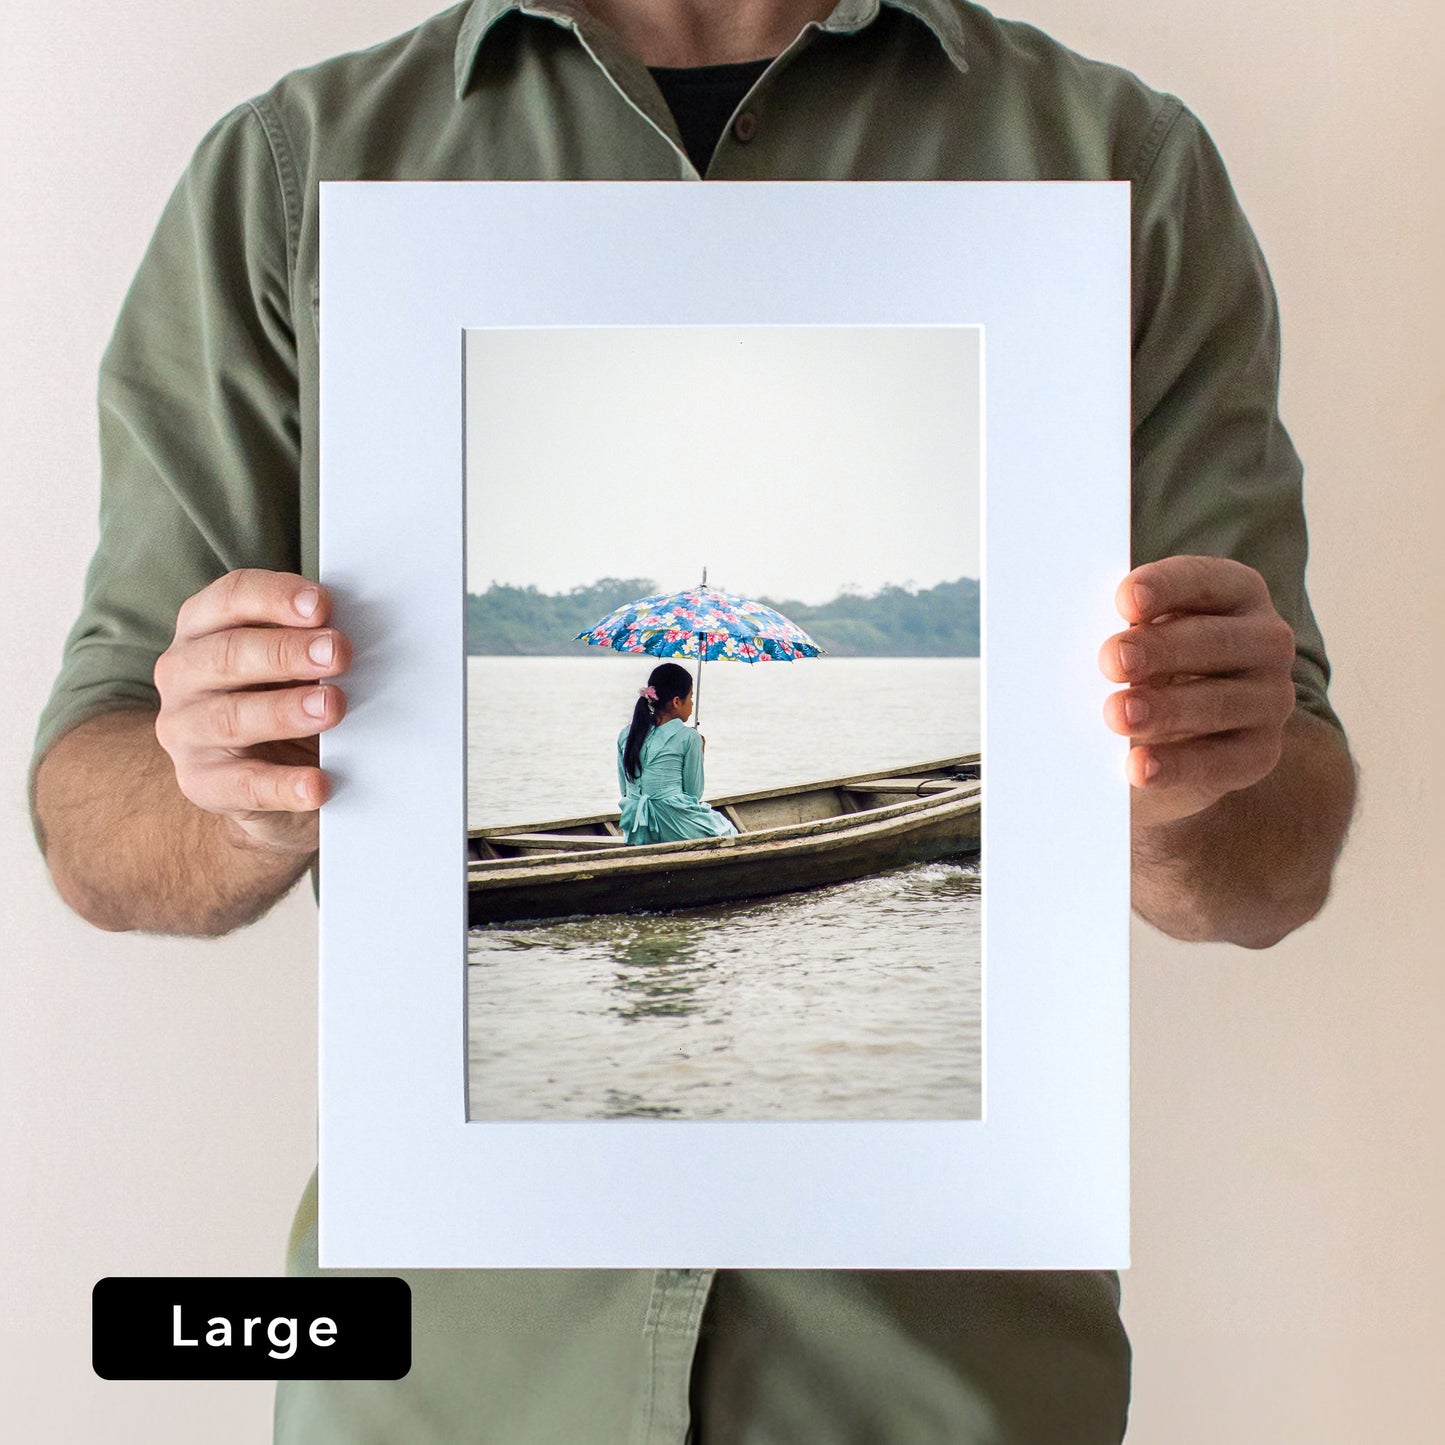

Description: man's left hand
[1100,555,1298,827]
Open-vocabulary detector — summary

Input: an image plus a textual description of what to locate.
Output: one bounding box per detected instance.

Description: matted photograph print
[465,325,983,1122]
[317,179,1129,1268]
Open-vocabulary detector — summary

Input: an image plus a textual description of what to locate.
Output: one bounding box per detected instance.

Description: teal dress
[616,719,739,846]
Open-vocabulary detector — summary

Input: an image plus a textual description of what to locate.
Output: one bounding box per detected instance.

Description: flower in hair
[640,685,658,701]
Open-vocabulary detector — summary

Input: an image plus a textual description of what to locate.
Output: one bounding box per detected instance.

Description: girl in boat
[617,662,738,847]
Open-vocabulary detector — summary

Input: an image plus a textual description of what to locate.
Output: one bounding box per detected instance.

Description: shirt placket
[522,0,857,180]
[519,1,695,174]
[632,1267,716,1445]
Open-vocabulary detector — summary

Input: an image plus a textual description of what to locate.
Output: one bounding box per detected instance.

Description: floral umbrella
[575,575,822,725]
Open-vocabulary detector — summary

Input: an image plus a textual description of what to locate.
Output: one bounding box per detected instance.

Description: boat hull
[468,757,981,926]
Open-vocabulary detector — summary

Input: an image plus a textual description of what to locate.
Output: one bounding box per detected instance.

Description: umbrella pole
[694,632,704,727]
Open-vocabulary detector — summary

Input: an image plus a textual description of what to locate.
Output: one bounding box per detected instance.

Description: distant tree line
[466,578,656,656]
[466,577,979,657]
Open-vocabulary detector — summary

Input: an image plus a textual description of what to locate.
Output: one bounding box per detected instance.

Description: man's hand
[34,569,351,935]
[1100,555,1297,824]
[153,569,350,854]
[1101,555,1354,947]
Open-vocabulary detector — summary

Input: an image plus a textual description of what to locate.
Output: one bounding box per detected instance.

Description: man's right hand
[153,569,350,855]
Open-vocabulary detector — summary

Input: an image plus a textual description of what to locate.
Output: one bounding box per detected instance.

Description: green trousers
[275,1174,1130,1443]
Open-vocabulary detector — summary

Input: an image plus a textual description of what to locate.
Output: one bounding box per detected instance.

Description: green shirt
[35,1,1339,1440]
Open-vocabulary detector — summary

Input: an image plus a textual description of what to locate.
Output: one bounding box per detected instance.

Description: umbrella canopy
[575,580,822,724]
[575,583,822,662]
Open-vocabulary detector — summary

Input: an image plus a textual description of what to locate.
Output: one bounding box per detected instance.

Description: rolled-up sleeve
[32,101,301,769]
[1129,104,1340,731]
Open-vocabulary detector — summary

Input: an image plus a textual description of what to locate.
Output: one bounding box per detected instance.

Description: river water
[467,655,982,1121]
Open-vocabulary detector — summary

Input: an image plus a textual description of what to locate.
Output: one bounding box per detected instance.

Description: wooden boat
[468,754,981,926]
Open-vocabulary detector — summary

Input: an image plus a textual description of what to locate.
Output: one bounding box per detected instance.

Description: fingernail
[295,588,320,619]
[295,775,313,805]
[1139,751,1160,783]
[308,633,335,666]
[1124,693,1148,726]
[1132,582,1156,615]
[302,687,328,719]
[1117,639,1142,675]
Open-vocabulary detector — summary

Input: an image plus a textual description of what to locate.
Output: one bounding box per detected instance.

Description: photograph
[464,324,984,1121]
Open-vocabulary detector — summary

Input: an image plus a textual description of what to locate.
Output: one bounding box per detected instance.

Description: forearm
[1131,708,1356,948]
[32,709,314,937]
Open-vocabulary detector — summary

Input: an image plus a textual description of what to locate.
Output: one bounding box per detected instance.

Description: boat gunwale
[468,783,981,887]
[468,752,981,843]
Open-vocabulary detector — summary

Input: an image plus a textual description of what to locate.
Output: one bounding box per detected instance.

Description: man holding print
[32,2,1355,1440]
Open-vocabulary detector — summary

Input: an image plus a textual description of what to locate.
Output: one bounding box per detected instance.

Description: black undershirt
[648,56,775,174]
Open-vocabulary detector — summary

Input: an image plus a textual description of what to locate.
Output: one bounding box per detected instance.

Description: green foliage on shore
[758,579,980,658]
[466,577,980,657]
[465,578,656,656]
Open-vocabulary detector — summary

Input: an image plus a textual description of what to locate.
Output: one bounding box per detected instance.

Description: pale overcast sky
[465,326,980,604]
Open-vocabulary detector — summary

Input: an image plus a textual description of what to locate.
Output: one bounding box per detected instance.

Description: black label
[92,1277,411,1380]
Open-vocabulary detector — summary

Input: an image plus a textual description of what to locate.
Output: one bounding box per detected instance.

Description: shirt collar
[454,0,968,99]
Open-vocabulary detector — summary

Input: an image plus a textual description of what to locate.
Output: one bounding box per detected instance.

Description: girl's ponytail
[621,692,655,782]
[621,661,694,781]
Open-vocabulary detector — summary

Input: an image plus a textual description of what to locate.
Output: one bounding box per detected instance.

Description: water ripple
[468,861,981,1121]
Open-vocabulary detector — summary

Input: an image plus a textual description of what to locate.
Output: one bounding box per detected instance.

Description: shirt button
[732,111,759,144]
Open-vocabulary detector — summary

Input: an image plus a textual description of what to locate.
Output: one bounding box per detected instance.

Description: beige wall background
[2,2,1440,1440]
